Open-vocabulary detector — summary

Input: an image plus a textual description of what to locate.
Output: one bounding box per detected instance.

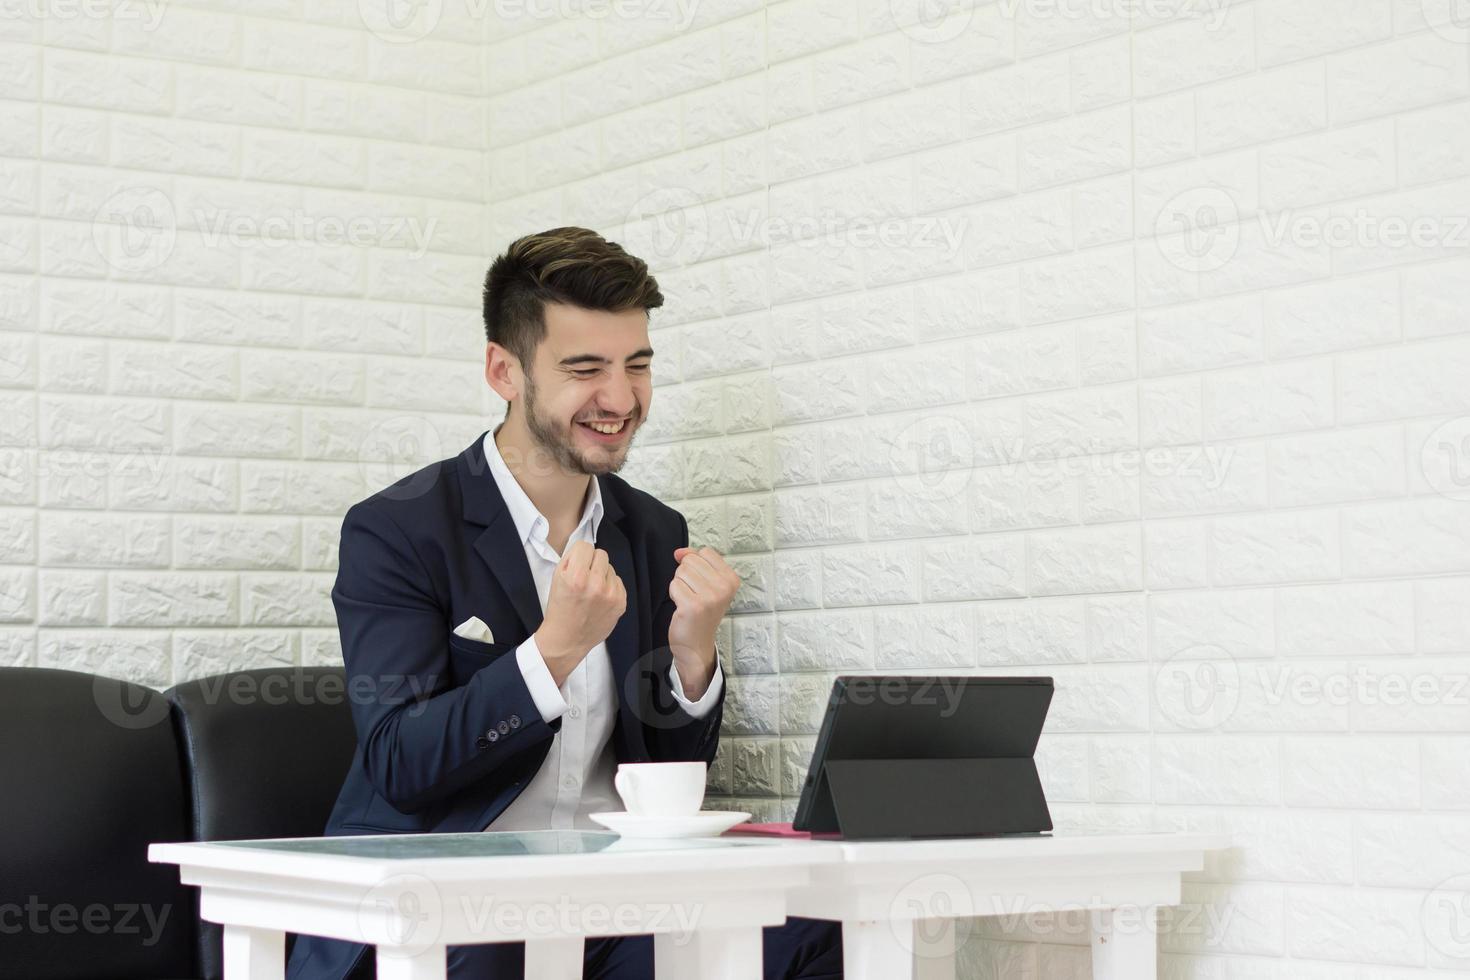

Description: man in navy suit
[286,227,842,979]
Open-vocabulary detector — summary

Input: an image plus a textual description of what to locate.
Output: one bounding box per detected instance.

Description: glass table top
[216,830,774,860]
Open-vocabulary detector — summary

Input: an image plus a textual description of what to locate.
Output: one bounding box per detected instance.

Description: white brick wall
[0,3,497,685]
[5,0,1470,976]
[481,1,1470,976]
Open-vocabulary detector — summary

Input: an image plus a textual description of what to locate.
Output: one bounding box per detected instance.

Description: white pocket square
[453,616,494,643]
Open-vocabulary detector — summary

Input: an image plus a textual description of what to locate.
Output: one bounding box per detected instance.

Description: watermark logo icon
[1425,873,1470,963]
[358,0,445,43]
[886,413,975,505]
[622,647,710,731]
[1421,417,1470,502]
[357,415,447,502]
[93,674,171,731]
[1153,644,1240,731]
[891,0,974,43]
[887,873,974,955]
[1155,187,1240,273]
[358,874,443,957]
[92,186,177,275]
[1422,0,1470,42]
[624,186,710,267]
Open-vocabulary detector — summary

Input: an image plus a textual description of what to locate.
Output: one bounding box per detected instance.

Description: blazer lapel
[457,431,544,638]
[594,485,654,762]
[594,495,641,694]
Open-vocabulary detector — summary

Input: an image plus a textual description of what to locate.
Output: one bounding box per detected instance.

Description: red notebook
[725,821,841,840]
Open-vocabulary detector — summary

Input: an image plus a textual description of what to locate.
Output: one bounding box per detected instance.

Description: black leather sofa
[0,665,358,980]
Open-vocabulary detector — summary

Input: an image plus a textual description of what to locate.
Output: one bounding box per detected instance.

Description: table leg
[654,925,762,979]
[1090,908,1157,980]
[222,925,284,979]
[913,918,957,980]
[525,937,583,980]
[376,944,447,980]
[842,919,915,980]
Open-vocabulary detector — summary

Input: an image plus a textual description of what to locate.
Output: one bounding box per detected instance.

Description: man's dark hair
[482,226,664,369]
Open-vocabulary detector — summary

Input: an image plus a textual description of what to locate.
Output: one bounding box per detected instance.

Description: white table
[148,830,840,980]
[150,829,1225,980]
[781,832,1229,980]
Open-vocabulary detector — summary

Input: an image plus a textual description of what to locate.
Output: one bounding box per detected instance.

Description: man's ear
[485,342,521,405]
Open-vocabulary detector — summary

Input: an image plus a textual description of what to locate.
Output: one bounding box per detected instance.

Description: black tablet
[791,675,1055,839]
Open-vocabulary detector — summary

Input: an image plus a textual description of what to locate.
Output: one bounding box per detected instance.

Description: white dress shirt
[481,428,723,831]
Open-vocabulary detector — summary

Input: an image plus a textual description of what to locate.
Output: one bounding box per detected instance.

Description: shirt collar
[483,427,603,548]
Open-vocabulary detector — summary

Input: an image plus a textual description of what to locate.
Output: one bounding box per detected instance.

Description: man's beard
[521,370,636,477]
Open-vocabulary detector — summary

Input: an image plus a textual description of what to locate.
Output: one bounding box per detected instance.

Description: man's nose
[596,373,639,417]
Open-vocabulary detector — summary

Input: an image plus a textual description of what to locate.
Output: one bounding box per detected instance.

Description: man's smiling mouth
[578,418,628,435]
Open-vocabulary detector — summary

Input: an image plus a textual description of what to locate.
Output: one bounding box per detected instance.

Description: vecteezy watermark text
[994,0,1231,30]
[0,898,172,947]
[1259,209,1470,252]
[195,210,438,259]
[726,212,968,257]
[1259,665,1470,709]
[91,187,439,276]
[0,0,167,29]
[838,676,968,718]
[357,0,698,44]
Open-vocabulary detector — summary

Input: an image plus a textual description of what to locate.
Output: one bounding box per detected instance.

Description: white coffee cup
[613,761,706,817]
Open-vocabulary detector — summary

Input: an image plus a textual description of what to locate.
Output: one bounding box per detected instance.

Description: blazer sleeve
[642,511,725,766]
[331,501,561,813]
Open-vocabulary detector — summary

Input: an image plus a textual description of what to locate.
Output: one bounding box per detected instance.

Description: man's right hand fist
[534,540,626,687]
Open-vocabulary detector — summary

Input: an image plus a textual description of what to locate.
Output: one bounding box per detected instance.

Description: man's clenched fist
[667,545,740,699]
[534,540,626,687]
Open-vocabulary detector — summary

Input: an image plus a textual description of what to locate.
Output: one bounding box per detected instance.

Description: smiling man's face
[514,301,653,477]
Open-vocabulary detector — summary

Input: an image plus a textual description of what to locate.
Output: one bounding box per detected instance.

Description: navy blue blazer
[286,430,724,980]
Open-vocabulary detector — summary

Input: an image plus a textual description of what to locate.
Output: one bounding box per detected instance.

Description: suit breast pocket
[447,632,516,683]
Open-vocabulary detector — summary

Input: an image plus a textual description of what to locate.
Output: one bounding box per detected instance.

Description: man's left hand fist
[667,545,740,693]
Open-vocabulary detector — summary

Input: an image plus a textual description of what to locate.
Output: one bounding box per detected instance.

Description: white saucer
[589,810,751,839]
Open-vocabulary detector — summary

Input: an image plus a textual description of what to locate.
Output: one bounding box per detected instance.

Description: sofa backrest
[165,666,358,980]
[0,666,199,980]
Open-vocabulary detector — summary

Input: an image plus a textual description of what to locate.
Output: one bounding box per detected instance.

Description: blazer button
[497,720,510,735]
[475,736,490,750]
[487,730,499,742]
[509,714,521,729]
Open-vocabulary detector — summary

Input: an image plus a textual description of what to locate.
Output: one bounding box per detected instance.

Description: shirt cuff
[516,634,568,723]
[668,658,723,719]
